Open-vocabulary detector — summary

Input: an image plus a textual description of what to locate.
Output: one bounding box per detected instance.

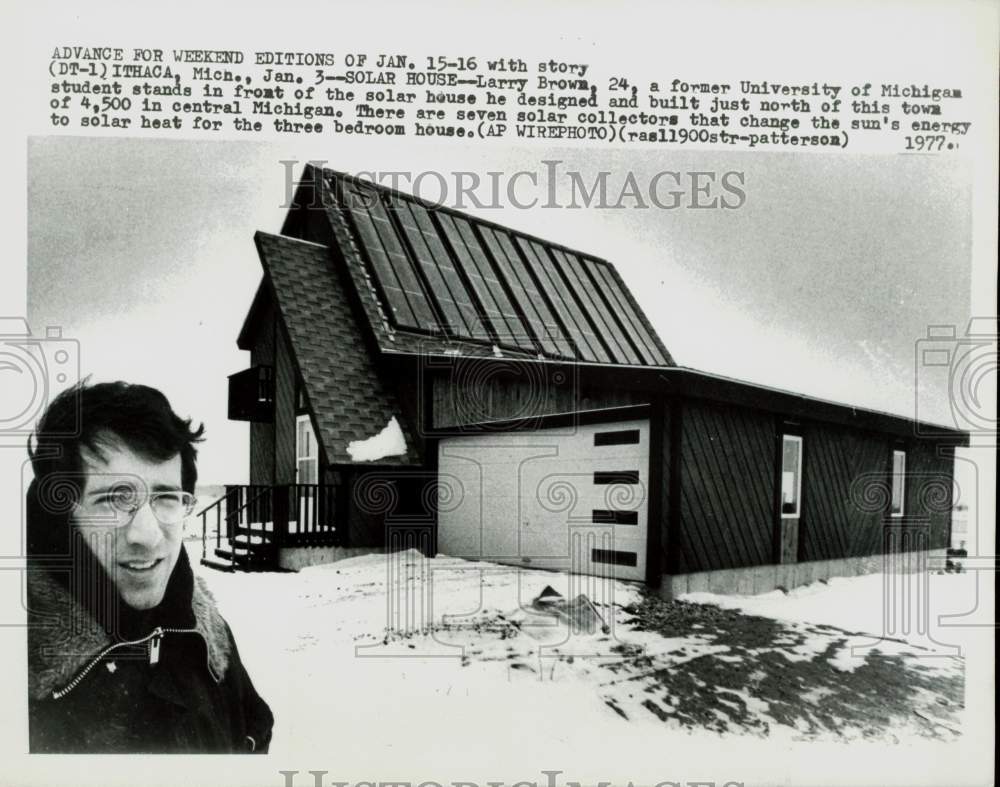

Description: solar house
[202,164,967,596]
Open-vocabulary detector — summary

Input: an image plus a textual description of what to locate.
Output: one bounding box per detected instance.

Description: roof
[247,165,967,460]
[377,348,970,444]
[253,232,421,465]
[290,166,674,367]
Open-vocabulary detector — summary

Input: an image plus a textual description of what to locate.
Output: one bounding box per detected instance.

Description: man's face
[74,436,186,611]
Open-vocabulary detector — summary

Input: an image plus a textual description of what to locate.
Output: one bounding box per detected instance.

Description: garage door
[437,418,650,581]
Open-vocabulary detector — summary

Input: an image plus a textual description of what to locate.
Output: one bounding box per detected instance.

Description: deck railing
[198,483,341,567]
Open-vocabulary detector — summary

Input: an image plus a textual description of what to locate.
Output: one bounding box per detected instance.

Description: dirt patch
[613,593,964,740]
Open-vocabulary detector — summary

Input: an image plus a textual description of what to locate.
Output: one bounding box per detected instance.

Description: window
[780,435,803,518]
[891,449,906,517]
[296,415,318,484]
[594,429,640,446]
[593,470,640,485]
[591,548,638,567]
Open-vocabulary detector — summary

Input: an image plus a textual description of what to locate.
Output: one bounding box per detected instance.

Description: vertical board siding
[799,423,890,561]
[274,325,297,484]
[249,298,276,486]
[678,401,775,572]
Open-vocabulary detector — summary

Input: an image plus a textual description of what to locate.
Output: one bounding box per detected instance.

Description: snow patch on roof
[346,415,407,462]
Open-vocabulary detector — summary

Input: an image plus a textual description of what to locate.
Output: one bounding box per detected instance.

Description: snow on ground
[193,548,984,785]
[681,570,976,673]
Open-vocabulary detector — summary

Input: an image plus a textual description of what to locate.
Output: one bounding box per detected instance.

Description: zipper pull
[149,627,163,666]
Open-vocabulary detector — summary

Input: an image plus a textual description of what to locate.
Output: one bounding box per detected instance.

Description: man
[26,380,274,753]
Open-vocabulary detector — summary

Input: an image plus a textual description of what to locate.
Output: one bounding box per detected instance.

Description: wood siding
[676,400,776,572]
[274,323,298,484]
[249,298,276,486]
[337,468,439,549]
[799,423,891,562]
[904,440,954,550]
[431,370,648,428]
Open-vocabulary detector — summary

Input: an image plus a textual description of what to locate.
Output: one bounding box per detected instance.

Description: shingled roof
[287,166,675,367]
[253,231,421,466]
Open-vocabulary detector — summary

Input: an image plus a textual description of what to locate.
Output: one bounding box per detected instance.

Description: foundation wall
[278,545,381,571]
[659,549,946,600]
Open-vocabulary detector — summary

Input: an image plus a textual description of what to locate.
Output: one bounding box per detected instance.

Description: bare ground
[604,591,965,741]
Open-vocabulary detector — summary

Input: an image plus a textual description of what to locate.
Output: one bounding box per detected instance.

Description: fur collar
[27,554,231,700]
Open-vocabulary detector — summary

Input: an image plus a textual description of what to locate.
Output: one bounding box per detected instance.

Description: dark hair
[29,380,205,497]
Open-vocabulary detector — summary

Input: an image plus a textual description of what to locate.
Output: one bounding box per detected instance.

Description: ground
[193,549,982,783]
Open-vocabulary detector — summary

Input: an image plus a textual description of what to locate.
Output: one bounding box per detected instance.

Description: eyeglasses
[75,487,198,527]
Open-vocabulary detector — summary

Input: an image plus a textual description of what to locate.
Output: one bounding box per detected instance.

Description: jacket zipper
[51,625,200,700]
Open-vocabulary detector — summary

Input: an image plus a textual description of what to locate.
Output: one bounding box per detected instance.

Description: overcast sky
[27,136,972,484]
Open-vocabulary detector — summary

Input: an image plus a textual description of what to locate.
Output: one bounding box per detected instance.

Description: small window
[591,548,637,567]
[891,450,906,517]
[780,435,803,518]
[593,470,640,485]
[591,509,639,525]
[594,429,640,446]
[296,415,318,484]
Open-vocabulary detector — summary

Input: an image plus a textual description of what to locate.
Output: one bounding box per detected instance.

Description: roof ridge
[252,229,329,250]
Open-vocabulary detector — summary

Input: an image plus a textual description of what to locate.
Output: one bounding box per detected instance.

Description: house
[199,164,967,597]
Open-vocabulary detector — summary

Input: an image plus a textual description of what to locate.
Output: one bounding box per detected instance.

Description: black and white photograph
[1,3,996,787]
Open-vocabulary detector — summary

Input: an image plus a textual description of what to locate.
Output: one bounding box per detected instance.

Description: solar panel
[517,239,612,364]
[485,229,575,358]
[340,181,439,332]
[584,257,670,366]
[549,248,642,365]
[435,213,535,352]
[329,172,670,368]
[390,197,489,340]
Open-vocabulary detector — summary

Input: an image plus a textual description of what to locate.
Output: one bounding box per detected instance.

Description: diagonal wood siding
[799,424,891,561]
[677,401,775,572]
[904,441,954,550]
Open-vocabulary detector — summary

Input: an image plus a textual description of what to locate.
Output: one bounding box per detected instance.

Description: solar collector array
[436,213,535,352]
[390,197,488,340]
[334,176,669,368]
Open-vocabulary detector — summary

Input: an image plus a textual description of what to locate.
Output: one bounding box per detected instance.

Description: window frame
[890,449,906,518]
[295,414,319,485]
[780,433,804,519]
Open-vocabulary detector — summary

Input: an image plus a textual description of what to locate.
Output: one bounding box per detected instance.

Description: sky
[27,136,972,484]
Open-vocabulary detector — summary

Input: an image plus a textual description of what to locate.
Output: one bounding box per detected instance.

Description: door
[437,418,650,581]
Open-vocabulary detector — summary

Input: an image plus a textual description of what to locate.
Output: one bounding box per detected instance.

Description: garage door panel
[440,445,559,468]
[438,417,651,581]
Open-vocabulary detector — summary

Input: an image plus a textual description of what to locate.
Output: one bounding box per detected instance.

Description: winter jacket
[27,551,274,753]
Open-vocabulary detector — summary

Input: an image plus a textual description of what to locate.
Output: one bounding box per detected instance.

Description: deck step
[200,557,235,573]
[216,546,274,562]
[232,526,274,539]
[225,536,272,549]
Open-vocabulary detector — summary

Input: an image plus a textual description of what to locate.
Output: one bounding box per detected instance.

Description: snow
[193,550,988,785]
[681,571,978,672]
[346,415,407,461]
